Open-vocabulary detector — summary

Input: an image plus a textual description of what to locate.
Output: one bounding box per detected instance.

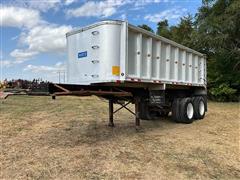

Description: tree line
[138,0,239,102]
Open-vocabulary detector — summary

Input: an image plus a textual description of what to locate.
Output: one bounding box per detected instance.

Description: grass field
[1,96,240,179]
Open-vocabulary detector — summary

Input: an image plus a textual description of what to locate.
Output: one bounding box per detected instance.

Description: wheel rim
[199,100,205,116]
[187,103,194,119]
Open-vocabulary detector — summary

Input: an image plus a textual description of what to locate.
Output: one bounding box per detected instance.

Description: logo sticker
[78,51,87,58]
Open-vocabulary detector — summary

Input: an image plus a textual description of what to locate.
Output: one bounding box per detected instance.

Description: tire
[193,96,206,120]
[171,98,181,122]
[203,95,208,112]
[178,98,194,124]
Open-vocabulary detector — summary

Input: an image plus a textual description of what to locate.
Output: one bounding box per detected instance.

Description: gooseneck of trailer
[49,20,207,129]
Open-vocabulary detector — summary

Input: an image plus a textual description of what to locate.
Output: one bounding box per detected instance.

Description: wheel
[193,96,206,120]
[178,98,194,124]
[171,98,181,122]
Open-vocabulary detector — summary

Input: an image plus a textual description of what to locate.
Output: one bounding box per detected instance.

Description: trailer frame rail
[49,83,141,130]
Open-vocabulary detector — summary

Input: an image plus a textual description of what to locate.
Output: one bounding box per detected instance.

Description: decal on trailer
[78,51,87,58]
[112,66,120,76]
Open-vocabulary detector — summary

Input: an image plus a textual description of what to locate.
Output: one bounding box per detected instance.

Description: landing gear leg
[135,97,140,130]
[108,99,114,127]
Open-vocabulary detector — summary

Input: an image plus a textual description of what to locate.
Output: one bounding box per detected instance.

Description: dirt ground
[0,96,239,179]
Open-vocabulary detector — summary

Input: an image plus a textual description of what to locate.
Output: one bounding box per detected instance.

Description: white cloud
[144,8,187,23]
[1,60,12,68]
[66,0,128,18]
[27,0,61,12]
[10,49,39,61]
[64,0,77,5]
[23,62,66,82]
[11,0,61,12]
[11,24,72,60]
[65,0,170,18]
[134,0,168,7]
[4,0,75,11]
[24,62,65,73]
[1,6,72,62]
[0,6,43,28]
[1,60,23,68]
[120,13,127,20]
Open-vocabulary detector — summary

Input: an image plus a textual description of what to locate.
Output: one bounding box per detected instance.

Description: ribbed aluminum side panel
[126,28,206,86]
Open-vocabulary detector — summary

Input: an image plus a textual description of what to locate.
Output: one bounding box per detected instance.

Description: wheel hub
[199,101,205,116]
[187,103,194,119]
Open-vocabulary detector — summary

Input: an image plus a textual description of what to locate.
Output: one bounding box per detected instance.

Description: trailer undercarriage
[49,83,207,130]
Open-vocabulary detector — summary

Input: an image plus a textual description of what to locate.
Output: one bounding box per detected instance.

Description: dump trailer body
[66,20,206,87]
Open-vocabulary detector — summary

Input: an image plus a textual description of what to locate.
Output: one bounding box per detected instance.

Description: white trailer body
[66,20,206,87]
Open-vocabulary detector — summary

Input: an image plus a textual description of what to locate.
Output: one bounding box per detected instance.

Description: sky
[0,0,202,83]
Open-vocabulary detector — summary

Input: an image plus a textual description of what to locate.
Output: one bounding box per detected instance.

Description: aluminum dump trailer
[49,20,207,129]
[66,20,206,86]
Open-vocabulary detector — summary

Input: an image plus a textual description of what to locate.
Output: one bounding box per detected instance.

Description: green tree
[195,0,240,101]
[156,20,172,39]
[170,15,195,47]
[138,24,154,33]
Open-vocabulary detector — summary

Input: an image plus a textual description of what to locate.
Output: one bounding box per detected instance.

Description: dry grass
[0,96,240,179]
